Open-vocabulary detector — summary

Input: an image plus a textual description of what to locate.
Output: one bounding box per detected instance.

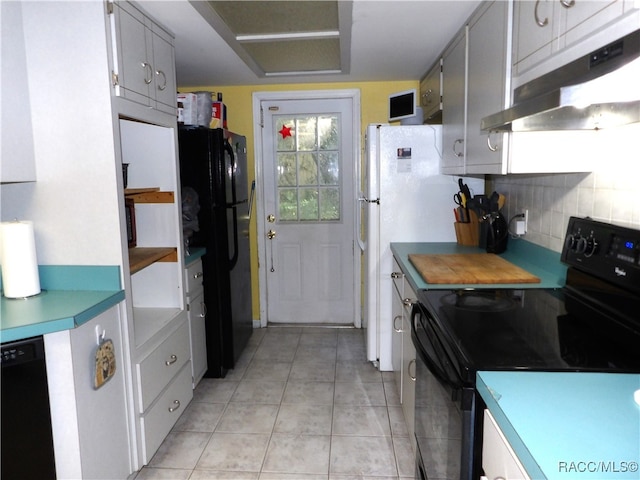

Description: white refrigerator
[358,124,484,371]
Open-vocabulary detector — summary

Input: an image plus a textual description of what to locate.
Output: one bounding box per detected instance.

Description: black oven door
[412,302,479,480]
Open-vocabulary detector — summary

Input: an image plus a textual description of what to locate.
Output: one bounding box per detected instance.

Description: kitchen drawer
[137,320,190,412]
[140,362,193,464]
[184,258,203,296]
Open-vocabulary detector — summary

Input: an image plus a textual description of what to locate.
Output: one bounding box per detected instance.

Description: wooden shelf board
[129,247,177,274]
[125,189,174,204]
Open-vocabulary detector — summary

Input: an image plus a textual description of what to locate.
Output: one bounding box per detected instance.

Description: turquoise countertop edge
[1,266,124,343]
[390,239,566,292]
[477,371,640,480]
[185,247,206,266]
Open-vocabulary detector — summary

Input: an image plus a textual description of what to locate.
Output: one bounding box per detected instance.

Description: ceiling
[141,0,482,87]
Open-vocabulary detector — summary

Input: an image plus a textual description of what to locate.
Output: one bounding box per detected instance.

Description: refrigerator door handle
[225,139,239,270]
[225,140,237,205]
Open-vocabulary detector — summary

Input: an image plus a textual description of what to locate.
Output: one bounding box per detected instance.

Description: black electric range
[411,216,640,480]
[415,216,640,382]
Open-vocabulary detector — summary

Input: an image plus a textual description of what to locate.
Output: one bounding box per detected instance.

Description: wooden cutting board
[408,253,540,284]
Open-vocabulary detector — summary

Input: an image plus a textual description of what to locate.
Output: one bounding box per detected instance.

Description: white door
[259,94,358,325]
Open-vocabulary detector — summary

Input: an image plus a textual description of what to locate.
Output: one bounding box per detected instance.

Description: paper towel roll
[0,220,41,298]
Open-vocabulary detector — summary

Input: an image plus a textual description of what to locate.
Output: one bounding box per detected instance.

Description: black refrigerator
[178,126,253,378]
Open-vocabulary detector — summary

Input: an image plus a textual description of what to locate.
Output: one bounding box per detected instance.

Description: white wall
[0,2,124,266]
[489,123,640,252]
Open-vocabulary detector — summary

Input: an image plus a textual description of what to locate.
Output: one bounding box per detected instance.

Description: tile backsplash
[488,123,640,253]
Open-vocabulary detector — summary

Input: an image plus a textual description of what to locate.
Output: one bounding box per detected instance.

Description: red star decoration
[279,125,293,139]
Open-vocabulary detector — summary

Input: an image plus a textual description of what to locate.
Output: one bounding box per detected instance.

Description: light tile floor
[134,327,415,480]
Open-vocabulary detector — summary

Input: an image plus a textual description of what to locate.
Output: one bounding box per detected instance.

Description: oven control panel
[562,216,640,293]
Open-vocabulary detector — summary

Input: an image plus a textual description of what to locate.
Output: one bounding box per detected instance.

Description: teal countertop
[391,239,566,292]
[185,247,206,266]
[1,266,124,343]
[477,371,640,480]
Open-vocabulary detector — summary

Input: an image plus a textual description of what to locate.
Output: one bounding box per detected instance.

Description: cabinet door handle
[560,0,575,8]
[141,62,153,84]
[453,139,464,158]
[534,0,549,27]
[393,315,403,332]
[193,271,204,279]
[403,298,414,307]
[408,359,416,381]
[421,89,432,106]
[391,272,402,279]
[165,354,178,366]
[487,133,499,152]
[199,301,207,318]
[155,69,167,91]
[168,400,181,412]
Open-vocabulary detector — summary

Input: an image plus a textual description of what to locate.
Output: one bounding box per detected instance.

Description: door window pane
[299,188,319,221]
[275,114,341,223]
[319,152,339,185]
[277,153,297,186]
[298,153,318,186]
[320,187,340,220]
[279,188,298,221]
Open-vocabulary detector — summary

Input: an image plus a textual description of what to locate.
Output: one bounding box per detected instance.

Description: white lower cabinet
[187,290,208,386]
[482,409,531,480]
[400,278,417,448]
[391,264,405,399]
[400,287,416,445]
[185,257,207,387]
[136,317,192,464]
[45,304,133,480]
[137,320,191,411]
[140,362,193,463]
[390,258,417,450]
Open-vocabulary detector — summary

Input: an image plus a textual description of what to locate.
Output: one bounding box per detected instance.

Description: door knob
[267,214,276,223]
[267,229,276,239]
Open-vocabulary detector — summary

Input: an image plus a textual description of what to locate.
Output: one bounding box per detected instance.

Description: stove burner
[440,290,518,313]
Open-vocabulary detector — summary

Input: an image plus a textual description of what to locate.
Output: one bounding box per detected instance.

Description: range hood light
[561,56,640,108]
[481,30,640,132]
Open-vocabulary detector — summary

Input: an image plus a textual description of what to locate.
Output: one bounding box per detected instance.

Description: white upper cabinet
[441,1,513,175]
[512,0,557,73]
[466,0,513,175]
[1,2,36,183]
[420,59,443,123]
[438,0,638,175]
[441,29,468,174]
[513,0,637,81]
[109,1,176,115]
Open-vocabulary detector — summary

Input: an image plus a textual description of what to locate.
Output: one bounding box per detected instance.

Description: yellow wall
[180,80,418,321]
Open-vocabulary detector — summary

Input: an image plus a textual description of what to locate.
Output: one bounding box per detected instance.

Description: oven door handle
[411,304,463,390]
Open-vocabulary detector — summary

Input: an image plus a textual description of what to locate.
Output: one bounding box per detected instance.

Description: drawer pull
[193,271,203,279]
[165,354,178,366]
[168,400,181,412]
[199,301,207,318]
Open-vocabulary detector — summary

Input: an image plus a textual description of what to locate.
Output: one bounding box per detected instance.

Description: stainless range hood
[481,29,640,132]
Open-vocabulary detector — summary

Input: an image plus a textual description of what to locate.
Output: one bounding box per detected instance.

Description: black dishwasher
[1,336,57,479]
